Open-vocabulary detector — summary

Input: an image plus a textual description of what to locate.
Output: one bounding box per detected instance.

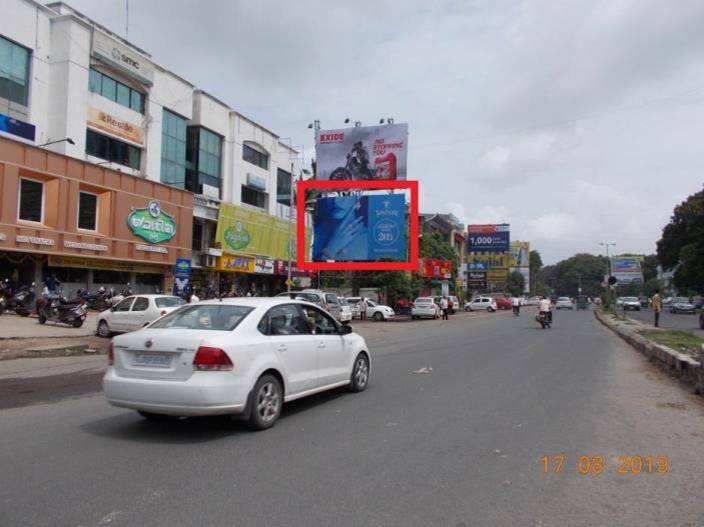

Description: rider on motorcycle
[538,296,552,324]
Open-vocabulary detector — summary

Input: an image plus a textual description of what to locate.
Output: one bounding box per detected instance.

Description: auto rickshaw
[576,295,588,310]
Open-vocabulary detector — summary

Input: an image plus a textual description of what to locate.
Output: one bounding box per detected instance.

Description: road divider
[594,309,704,395]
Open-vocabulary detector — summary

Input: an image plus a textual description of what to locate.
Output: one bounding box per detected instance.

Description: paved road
[626,307,704,335]
[2,310,704,527]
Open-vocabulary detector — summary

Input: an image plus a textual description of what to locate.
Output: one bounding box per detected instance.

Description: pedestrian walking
[359,297,368,320]
[189,290,200,304]
[511,296,521,315]
[652,290,662,327]
[440,295,449,320]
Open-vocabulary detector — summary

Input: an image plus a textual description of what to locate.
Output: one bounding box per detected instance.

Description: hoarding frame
[296,180,418,271]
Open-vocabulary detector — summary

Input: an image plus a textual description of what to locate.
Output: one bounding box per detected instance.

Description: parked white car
[338,298,353,323]
[97,295,186,337]
[464,296,497,312]
[103,298,371,429]
[275,289,342,322]
[411,297,440,319]
[346,297,395,321]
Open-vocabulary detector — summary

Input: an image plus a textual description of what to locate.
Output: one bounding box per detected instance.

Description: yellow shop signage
[217,255,255,273]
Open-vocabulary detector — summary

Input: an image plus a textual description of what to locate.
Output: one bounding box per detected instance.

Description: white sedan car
[464,296,497,312]
[411,297,440,319]
[555,297,574,310]
[103,298,371,430]
[346,297,395,321]
[97,295,186,337]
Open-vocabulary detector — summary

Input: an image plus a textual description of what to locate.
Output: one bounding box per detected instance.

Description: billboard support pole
[287,162,294,294]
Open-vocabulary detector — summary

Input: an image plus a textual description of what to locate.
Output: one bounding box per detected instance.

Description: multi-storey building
[0,0,309,296]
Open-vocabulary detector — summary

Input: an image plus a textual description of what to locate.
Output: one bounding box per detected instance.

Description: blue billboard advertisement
[313,194,406,261]
[467,224,510,253]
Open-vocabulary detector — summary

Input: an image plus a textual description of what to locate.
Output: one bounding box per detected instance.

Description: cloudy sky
[62,0,704,263]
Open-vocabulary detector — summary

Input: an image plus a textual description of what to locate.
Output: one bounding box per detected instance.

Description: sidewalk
[0,355,106,380]
[0,312,99,339]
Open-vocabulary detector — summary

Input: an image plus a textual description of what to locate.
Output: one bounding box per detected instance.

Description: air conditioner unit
[201,254,217,268]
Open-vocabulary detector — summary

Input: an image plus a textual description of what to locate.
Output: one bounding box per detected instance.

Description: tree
[643,277,660,298]
[506,271,525,297]
[529,250,543,295]
[657,188,704,294]
[537,254,607,297]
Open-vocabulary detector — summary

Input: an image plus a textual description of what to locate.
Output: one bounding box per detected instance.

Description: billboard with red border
[296,180,418,271]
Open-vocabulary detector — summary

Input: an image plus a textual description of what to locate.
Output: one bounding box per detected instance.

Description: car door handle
[317,341,326,348]
[277,344,287,352]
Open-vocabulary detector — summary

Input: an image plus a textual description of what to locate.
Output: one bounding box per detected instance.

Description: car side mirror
[110,306,116,312]
[340,323,353,335]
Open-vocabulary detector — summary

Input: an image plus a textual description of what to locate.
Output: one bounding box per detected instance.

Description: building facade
[0,136,193,296]
[0,0,309,296]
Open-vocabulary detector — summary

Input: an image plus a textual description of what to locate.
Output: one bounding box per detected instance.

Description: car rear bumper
[103,368,249,416]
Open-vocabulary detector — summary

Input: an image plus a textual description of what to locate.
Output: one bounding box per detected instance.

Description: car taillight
[193,346,233,371]
[107,342,114,365]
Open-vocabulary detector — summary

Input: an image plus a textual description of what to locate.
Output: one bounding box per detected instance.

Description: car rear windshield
[415,298,431,303]
[149,305,253,331]
[155,297,187,308]
[623,297,639,302]
[295,293,321,303]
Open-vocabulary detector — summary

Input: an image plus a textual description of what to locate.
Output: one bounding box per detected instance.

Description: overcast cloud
[63,0,704,263]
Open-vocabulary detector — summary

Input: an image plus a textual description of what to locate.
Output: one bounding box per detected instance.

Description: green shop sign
[127,200,177,244]
[224,221,251,251]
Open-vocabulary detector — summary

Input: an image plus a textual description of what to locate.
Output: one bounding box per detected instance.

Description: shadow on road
[80,387,352,443]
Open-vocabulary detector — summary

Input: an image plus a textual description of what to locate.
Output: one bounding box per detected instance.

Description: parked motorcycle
[14,282,37,317]
[76,287,113,312]
[0,278,17,314]
[109,283,133,307]
[536,312,551,329]
[36,288,87,328]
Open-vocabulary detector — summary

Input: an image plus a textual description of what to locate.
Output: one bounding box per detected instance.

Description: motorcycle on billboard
[316,124,408,181]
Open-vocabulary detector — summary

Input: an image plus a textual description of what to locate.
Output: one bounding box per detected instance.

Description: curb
[594,309,704,395]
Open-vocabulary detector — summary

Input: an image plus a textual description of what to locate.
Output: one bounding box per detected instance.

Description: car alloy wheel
[97,320,111,338]
[349,353,369,392]
[373,311,384,321]
[249,374,282,430]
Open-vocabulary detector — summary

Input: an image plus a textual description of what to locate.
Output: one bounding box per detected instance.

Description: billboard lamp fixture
[344,118,350,124]
[354,121,361,127]
[38,137,75,147]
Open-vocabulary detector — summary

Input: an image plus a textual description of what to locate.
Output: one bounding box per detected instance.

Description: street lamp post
[38,137,74,148]
[287,164,310,294]
[599,242,616,313]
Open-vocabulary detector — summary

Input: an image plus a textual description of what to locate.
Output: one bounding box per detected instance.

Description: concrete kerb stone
[594,309,704,395]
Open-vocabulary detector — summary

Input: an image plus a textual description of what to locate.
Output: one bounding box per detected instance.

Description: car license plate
[132,353,171,368]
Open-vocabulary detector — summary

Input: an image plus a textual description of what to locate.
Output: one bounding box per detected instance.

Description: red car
[495,296,512,310]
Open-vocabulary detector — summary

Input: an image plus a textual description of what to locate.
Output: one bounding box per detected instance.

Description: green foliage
[643,277,660,297]
[538,253,607,297]
[506,271,525,297]
[529,250,543,295]
[657,188,704,294]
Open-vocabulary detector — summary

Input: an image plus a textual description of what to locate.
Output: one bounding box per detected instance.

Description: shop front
[0,136,193,298]
[213,202,311,297]
[214,255,280,296]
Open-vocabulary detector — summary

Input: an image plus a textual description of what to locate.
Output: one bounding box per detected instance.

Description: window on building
[77,191,98,230]
[88,68,145,113]
[243,143,268,170]
[18,178,43,222]
[241,185,268,209]
[276,168,292,206]
[185,127,222,196]
[192,221,203,251]
[86,129,141,170]
[161,109,187,188]
[0,35,31,106]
